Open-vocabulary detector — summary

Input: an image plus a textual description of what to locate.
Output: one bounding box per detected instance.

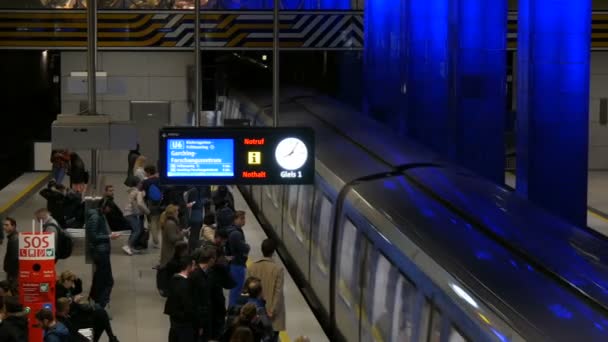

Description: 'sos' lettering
[23,236,50,249]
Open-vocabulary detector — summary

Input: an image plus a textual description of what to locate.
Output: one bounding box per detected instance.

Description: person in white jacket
[122,176,149,256]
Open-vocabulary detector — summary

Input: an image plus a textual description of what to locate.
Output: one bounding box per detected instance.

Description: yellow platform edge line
[0,172,49,213]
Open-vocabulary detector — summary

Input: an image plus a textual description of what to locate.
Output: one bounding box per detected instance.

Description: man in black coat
[3,217,19,286]
[189,247,216,341]
[0,296,29,342]
[164,256,196,342]
[86,201,120,309]
[206,243,236,340]
[68,152,88,188]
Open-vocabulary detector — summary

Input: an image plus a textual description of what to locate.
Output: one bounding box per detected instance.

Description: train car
[229,89,608,342]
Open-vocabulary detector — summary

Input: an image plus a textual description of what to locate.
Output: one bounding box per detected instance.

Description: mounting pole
[194,0,202,126]
[273,0,280,127]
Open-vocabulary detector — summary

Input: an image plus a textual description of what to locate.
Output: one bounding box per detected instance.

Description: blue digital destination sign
[166,138,234,177]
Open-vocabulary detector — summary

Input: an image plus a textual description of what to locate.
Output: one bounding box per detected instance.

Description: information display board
[160,127,314,185]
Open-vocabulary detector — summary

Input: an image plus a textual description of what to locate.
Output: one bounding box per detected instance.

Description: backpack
[148,183,163,203]
[44,222,73,260]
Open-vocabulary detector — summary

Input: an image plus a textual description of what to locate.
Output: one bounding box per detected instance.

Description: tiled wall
[60,51,193,172]
[590,52,608,170]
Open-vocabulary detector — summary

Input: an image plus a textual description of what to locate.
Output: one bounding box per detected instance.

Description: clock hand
[284,142,299,158]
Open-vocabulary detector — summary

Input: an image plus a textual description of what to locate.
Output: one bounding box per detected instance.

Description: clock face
[275,137,308,171]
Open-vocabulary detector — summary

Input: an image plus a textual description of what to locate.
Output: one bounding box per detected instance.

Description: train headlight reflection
[450,283,479,309]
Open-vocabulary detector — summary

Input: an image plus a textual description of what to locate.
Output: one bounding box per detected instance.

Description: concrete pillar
[516,0,592,226]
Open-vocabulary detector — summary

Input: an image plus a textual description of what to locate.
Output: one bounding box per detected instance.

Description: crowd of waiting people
[0,145,308,342]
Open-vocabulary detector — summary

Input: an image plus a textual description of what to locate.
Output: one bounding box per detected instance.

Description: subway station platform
[0,172,327,342]
[506,171,608,237]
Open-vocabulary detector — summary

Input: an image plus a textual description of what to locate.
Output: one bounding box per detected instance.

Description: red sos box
[19,232,56,342]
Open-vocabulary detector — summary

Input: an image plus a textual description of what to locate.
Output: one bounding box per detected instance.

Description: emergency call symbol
[248,151,262,165]
[40,283,49,293]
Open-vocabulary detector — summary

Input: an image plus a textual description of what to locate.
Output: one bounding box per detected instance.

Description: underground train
[227,89,608,342]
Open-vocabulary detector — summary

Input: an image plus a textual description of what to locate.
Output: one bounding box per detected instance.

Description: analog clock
[275,137,308,171]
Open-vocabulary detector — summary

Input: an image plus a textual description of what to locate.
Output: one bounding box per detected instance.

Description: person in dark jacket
[226,211,250,307]
[56,297,89,342]
[212,185,235,211]
[157,241,189,297]
[186,186,211,252]
[102,185,131,232]
[36,308,70,342]
[3,218,18,286]
[222,302,271,342]
[125,144,140,182]
[68,152,88,188]
[55,271,119,342]
[206,242,236,340]
[216,203,235,231]
[190,247,217,341]
[85,201,120,309]
[164,256,196,342]
[40,182,67,227]
[0,296,29,342]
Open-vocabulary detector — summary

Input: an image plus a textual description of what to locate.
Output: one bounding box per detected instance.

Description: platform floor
[506,171,608,236]
[1,173,327,342]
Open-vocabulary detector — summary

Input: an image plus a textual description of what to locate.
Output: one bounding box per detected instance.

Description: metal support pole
[87,0,97,116]
[87,0,98,189]
[194,0,202,127]
[273,0,280,127]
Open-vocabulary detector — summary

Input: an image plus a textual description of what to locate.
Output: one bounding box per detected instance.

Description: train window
[418,300,431,342]
[428,309,443,342]
[295,185,313,243]
[362,249,398,342]
[337,219,361,308]
[391,275,418,341]
[312,192,333,274]
[270,185,281,208]
[287,186,299,232]
[448,327,467,342]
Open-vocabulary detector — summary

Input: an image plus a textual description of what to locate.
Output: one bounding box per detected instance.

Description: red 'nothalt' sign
[242,171,267,178]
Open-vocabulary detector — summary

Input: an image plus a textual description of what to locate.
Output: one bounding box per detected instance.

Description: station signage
[19,230,56,342]
[159,127,314,185]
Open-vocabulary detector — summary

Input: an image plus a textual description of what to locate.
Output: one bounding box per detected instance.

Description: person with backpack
[86,199,121,309]
[35,208,73,261]
[141,165,163,249]
[226,211,250,307]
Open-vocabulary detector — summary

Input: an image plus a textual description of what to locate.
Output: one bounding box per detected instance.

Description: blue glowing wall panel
[516,0,591,226]
[450,0,507,183]
[406,0,451,154]
[363,0,407,133]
